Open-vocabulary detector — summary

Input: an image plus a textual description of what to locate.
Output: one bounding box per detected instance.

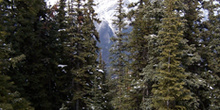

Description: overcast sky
[46,0,58,5]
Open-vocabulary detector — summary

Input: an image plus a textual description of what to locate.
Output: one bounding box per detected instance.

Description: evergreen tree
[109,0,132,109]
[139,34,160,110]
[2,0,67,109]
[197,0,220,109]
[127,0,164,109]
[151,0,192,109]
[60,1,80,109]
[128,0,163,77]
[0,75,34,110]
[180,0,210,109]
[110,0,128,74]
[0,2,33,108]
[48,0,77,108]
[63,0,101,109]
[89,52,111,110]
[206,1,220,109]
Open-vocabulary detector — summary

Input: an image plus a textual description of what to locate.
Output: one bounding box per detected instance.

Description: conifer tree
[151,0,192,109]
[128,0,163,77]
[179,0,211,109]
[110,0,128,74]
[0,3,33,108]
[0,75,34,110]
[1,0,67,109]
[63,0,101,109]
[198,0,220,109]
[61,1,81,109]
[52,0,76,108]
[206,1,220,109]
[109,0,133,109]
[127,0,164,109]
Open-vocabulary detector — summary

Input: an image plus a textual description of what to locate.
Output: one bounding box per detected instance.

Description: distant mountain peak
[94,0,138,34]
[94,0,138,65]
[47,0,138,65]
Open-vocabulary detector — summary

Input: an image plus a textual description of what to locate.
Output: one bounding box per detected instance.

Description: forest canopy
[0,0,219,110]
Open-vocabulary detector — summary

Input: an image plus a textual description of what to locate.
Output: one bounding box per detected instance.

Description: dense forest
[0,0,219,110]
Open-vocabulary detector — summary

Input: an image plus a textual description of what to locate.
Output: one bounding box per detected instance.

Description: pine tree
[0,2,33,108]
[198,0,220,109]
[109,0,132,109]
[63,0,101,109]
[179,0,210,109]
[51,0,76,108]
[128,0,163,77]
[0,6,11,108]
[127,0,164,109]
[151,0,192,109]
[139,34,160,110]
[206,1,220,109]
[110,0,128,75]
[2,0,67,109]
[61,1,80,109]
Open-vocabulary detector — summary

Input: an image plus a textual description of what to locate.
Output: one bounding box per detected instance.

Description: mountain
[94,0,138,66]
[95,21,113,66]
[94,0,137,33]
[47,0,138,65]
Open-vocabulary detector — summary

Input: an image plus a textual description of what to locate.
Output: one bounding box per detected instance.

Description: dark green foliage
[108,0,133,109]
[62,0,105,109]
[127,0,163,77]
[180,0,211,109]
[0,75,34,110]
[1,0,72,109]
[127,0,164,109]
[138,34,160,110]
[1,0,220,109]
[151,0,192,109]
[0,5,33,108]
[198,0,220,109]
[110,0,128,75]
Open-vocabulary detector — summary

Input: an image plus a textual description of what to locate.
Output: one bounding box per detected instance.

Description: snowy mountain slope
[47,0,138,65]
[94,0,138,65]
[94,0,138,34]
[46,0,58,6]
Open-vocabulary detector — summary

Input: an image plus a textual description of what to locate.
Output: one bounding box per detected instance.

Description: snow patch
[97,69,104,73]
[94,0,138,34]
[58,64,67,68]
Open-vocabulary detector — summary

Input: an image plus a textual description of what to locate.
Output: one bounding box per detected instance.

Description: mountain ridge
[47,0,138,65]
[94,0,138,65]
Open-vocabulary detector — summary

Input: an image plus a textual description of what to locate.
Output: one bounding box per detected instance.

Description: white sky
[46,0,58,6]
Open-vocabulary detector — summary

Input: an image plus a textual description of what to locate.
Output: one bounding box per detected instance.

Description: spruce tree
[61,1,80,109]
[0,3,33,108]
[63,0,101,109]
[51,0,76,108]
[109,0,132,109]
[198,0,220,109]
[127,0,164,109]
[0,8,11,108]
[151,0,192,109]
[2,0,67,109]
[0,75,34,110]
[110,0,128,75]
[206,1,220,109]
[128,0,163,77]
[180,0,210,109]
